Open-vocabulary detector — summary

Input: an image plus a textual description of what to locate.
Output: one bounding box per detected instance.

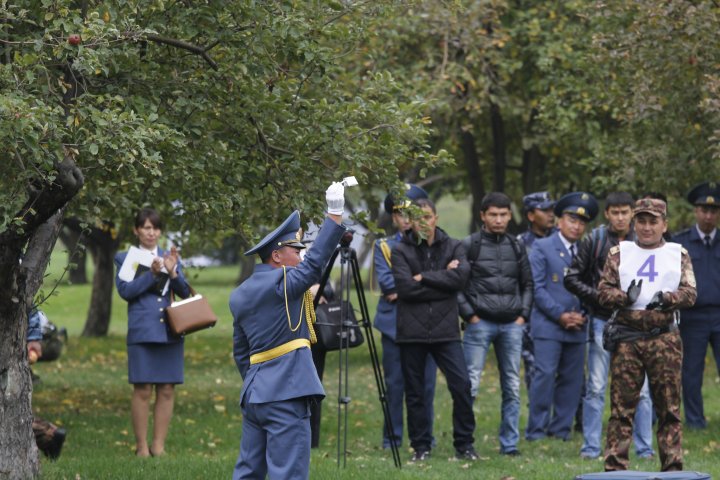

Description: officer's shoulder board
[609,245,620,256]
[681,247,689,255]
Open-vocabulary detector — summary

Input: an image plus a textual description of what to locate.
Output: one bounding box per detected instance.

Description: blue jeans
[463,319,523,453]
[581,317,655,458]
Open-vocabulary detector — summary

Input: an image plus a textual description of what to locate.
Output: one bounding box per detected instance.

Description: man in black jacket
[458,192,533,456]
[564,192,654,460]
[392,198,475,462]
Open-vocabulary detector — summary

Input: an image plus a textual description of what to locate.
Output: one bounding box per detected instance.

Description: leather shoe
[45,428,66,461]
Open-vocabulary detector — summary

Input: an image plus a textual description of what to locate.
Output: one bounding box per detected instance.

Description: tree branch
[145,33,219,70]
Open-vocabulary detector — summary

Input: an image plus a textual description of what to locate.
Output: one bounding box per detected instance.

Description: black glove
[645,291,666,310]
[626,279,643,305]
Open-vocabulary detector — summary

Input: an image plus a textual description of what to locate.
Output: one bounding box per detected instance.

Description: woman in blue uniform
[115,208,190,457]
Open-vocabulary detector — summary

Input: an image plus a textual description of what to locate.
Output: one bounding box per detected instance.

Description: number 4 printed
[637,255,658,282]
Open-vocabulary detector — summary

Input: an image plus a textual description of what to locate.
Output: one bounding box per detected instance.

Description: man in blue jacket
[673,181,720,429]
[230,183,346,480]
[373,184,436,449]
[526,192,598,442]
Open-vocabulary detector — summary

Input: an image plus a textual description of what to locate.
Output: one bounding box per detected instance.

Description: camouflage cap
[633,198,667,218]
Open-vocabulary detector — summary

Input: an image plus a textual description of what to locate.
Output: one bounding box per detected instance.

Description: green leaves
[1,0,445,250]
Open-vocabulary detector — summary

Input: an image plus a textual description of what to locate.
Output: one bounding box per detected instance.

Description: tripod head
[339,229,354,248]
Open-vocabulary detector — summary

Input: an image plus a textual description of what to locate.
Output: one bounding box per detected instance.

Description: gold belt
[249,338,311,365]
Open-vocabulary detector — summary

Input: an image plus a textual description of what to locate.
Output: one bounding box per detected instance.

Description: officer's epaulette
[609,245,620,255]
[681,247,689,255]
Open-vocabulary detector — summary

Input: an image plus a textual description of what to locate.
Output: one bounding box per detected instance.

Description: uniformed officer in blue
[373,184,437,449]
[526,192,598,441]
[517,191,558,392]
[672,181,720,429]
[230,183,346,479]
[518,191,558,249]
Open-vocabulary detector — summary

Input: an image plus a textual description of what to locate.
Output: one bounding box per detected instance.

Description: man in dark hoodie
[391,198,475,462]
[458,192,533,456]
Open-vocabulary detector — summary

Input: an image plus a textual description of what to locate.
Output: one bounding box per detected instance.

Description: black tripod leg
[350,250,402,468]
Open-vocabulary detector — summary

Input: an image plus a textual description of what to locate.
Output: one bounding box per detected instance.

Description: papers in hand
[341,176,358,187]
[118,246,170,295]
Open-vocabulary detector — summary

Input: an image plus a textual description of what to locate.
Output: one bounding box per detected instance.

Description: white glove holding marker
[326,177,357,215]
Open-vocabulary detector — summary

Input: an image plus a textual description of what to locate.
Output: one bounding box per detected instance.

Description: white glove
[326,182,345,215]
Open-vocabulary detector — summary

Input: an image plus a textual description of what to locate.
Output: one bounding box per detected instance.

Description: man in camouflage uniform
[598,198,696,472]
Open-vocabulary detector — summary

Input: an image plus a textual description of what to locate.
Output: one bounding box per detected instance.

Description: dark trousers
[309,344,326,448]
[679,313,720,428]
[382,333,437,448]
[399,341,475,452]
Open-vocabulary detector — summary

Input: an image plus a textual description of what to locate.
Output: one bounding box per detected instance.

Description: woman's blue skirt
[127,342,184,384]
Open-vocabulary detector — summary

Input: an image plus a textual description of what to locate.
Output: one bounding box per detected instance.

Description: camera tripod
[314,230,401,468]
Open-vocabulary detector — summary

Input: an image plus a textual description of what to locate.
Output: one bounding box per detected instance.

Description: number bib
[618,241,682,310]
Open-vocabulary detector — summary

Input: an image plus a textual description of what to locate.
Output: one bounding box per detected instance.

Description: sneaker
[455,447,479,461]
[411,449,431,462]
[580,453,599,460]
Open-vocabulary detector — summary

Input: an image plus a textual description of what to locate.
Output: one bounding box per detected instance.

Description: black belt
[615,323,675,342]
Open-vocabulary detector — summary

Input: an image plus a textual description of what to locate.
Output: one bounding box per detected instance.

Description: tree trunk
[82,242,117,337]
[236,254,257,285]
[490,101,507,193]
[0,209,67,479]
[521,108,546,194]
[461,130,485,232]
[522,144,547,194]
[58,225,88,284]
[81,222,120,337]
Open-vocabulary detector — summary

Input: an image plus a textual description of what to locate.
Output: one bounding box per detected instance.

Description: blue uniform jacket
[518,226,558,250]
[529,232,585,343]
[673,226,720,313]
[373,233,401,339]
[230,218,345,405]
[115,248,191,345]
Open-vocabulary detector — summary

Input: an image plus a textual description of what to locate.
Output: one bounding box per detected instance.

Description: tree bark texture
[0,209,67,479]
[0,154,82,478]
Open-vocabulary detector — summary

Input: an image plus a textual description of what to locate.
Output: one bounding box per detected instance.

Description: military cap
[244,210,306,258]
[553,191,599,222]
[522,191,556,211]
[634,198,667,218]
[686,181,720,206]
[383,183,429,214]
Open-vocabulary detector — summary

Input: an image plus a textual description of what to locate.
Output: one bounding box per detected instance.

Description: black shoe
[411,449,431,462]
[455,447,479,460]
[45,428,66,460]
[500,449,521,456]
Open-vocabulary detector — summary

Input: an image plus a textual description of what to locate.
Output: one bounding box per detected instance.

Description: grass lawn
[33,243,720,479]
